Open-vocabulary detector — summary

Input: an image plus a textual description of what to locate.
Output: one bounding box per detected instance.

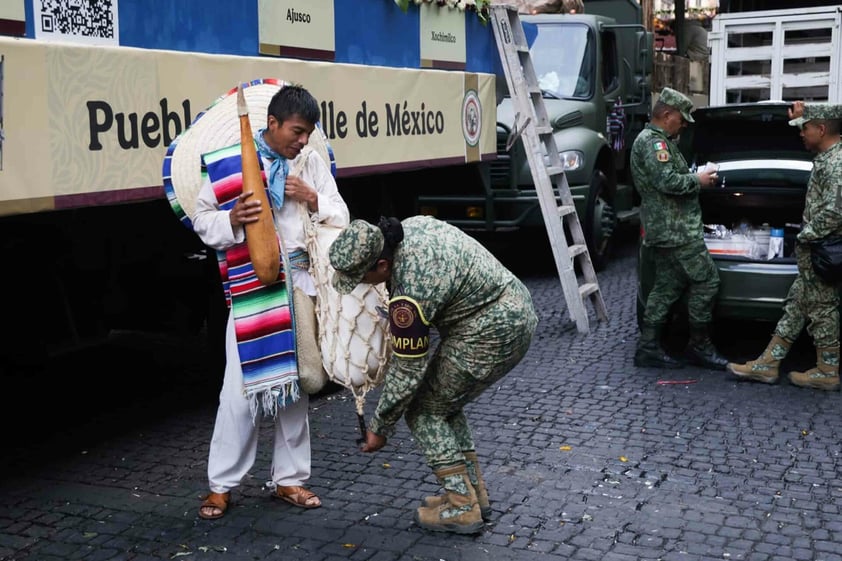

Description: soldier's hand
[789,100,805,120]
[361,430,386,453]
[697,169,718,188]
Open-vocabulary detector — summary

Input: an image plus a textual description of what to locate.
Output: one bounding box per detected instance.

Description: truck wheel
[584,170,617,271]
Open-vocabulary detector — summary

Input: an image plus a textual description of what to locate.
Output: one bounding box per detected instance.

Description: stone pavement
[2,235,842,561]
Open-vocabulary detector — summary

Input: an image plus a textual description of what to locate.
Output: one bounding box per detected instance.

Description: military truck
[416,0,653,270]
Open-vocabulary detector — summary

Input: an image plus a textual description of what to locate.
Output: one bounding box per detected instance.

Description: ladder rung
[535,124,552,135]
[547,166,564,176]
[569,244,587,257]
[579,283,600,298]
[558,204,575,217]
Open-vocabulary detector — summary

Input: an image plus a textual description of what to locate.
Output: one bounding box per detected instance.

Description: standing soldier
[631,87,727,370]
[728,102,842,390]
[329,215,538,534]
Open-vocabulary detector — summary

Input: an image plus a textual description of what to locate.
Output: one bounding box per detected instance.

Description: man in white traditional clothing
[191,84,350,519]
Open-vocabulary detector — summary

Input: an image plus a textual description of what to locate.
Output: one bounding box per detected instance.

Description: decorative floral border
[392,0,491,23]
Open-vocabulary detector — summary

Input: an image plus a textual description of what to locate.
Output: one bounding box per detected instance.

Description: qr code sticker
[36,0,119,46]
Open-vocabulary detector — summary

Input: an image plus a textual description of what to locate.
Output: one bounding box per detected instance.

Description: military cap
[659,87,695,123]
[329,219,385,295]
[788,116,808,129]
[789,103,842,128]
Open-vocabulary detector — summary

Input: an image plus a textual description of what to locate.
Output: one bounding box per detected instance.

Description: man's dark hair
[371,216,403,267]
[267,84,320,125]
[818,119,841,136]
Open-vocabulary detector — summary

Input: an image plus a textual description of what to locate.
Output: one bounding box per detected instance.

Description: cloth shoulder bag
[291,286,328,394]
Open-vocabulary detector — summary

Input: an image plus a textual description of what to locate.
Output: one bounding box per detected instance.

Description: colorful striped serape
[203,143,299,417]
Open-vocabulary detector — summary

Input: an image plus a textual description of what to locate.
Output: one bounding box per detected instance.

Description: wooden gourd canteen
[238,83,280,285]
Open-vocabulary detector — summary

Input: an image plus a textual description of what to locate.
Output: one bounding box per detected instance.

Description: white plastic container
[705,236,753,256]
[751,225,771,260]
[767,228,784,259]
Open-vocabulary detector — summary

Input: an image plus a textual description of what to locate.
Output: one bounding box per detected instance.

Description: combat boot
[685,323,728,370]
[415,464,484,535]
[788,345,840,391]
[634,324,683,369]
[422,451,491,520]
[726,334,791,384]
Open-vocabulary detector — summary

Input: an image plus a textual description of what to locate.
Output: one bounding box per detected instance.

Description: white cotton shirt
[191,148,350,296]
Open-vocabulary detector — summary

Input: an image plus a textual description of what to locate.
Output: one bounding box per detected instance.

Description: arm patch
[652,140,670,162]
[389,296,430,359]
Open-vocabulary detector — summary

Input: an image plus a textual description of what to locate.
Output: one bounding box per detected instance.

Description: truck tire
[584,170,617,271]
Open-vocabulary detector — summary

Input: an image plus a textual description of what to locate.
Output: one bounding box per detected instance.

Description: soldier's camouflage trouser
[405,280,538,470]
[643,237,719,326]
[775,245,839,347]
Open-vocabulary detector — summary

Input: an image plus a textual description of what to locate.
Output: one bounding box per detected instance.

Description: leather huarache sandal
[274,485,321,509]
[198,491,230,520]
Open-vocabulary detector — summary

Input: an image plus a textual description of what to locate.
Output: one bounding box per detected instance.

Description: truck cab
[417,0,652,270]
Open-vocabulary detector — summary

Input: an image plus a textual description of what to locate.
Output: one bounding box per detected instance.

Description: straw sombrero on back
[162,78,336,229]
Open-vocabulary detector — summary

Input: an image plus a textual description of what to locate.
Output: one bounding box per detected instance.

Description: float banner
[0,37,495,216]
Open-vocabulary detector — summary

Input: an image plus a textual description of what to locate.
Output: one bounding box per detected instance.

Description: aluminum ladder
[489,3,608,333]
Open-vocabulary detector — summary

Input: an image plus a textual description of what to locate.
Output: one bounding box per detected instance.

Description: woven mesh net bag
[291,128,391,416]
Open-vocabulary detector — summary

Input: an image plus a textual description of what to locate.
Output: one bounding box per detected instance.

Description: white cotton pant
[207,312,312,494]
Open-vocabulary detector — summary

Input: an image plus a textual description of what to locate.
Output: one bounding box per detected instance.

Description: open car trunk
[699,167,807,262]
[681,102,812,263]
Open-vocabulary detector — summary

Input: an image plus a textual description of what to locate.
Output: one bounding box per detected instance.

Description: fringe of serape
[204,143,300,418]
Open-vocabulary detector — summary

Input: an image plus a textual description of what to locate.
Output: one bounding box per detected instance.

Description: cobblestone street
[2,234,841,561]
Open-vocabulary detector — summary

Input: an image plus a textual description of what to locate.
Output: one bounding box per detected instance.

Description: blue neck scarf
[254,128,288,209]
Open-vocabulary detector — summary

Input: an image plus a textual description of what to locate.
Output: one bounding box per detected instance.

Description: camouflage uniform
[366,216,537,468]
[728,104,842,390]
[775,107,842,347]
[330,216,538,466]
[330,216,537,533]
[630,91,718,327]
